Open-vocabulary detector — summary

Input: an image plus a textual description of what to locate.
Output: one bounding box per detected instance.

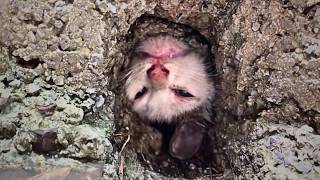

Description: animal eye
[134,87,148,100]
[173,89,194,98]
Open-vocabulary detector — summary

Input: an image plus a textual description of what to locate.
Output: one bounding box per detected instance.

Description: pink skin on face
[147,59,169,80]
[148,48,176,59]
[141,41,188,82]
[136,36,188,59]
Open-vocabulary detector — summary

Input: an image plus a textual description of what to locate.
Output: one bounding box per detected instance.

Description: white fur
[126,36,214,122]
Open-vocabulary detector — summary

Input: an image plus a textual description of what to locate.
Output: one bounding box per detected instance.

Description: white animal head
[125,36,214,122]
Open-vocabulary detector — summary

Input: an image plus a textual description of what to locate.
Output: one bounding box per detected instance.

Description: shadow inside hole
[16,57,43,69]
[151,122,176,152]
[139,122,222,178]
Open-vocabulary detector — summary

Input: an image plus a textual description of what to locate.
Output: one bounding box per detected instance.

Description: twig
[119,156,125,180]
[113,133,129,137]
[211,166,219,174]
[119,133,130,154]
[118,128,131,180]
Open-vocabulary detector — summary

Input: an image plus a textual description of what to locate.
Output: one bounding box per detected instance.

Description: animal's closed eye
[134,87,148,100]
[173,89,194,98]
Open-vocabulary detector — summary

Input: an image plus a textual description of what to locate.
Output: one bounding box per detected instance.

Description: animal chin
[148,113,177,123]
[146,105,194,122]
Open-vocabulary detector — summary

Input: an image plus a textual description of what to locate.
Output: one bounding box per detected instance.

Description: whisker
[124,64,150,87]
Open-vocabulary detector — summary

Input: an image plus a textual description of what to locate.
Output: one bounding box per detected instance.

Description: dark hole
[16,58,42,69]
[63,0,74,4]
[137,122,221,178]
[151,122,176,152]
[1,78,10,87]
[274,163,281,167]
[45,78,55,86]
[201,1,209,9]
[22,19,42,26]
[66,72,73,78]
[302,3,319,15]
[283,0,290,5]
[118,15,223,179]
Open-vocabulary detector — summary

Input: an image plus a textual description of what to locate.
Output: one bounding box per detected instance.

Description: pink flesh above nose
[150,48,175,59]
[149,49,189,60]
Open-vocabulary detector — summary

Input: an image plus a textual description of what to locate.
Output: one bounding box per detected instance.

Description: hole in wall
[113,15,233,179]
[63,0,74,4]
[110,2,320,178]
[16,57,43,69]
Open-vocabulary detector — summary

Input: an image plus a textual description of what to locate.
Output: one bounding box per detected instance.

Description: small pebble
[6,74,15,81]
[305,45,318,54]
[9,79,21,88]
[314,151,320,164]
[294,161,312,174]
[104,163,116,175]
[86,88,96,94]
[95,0,108,13]
[252,22,261,32]
[0,121,17,138]
[53,75,64,86]
[107,2,117,13]
[80,98,95,110]
[162,161,169,167]
[56,97,69,110]
[95,95,105,108]
[189,163,196,170]
[26,83,41,95]
[54,20,64,29]
[0,97,8,107]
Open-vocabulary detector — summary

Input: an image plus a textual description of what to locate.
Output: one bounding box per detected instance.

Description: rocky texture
[217,0,320,179]
[226,120,320,179]
[234,0,320,118]
[58,124,113,160]
[0,0,319,179]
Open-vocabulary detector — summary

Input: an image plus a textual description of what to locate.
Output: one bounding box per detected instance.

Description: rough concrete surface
[0,0,319,179]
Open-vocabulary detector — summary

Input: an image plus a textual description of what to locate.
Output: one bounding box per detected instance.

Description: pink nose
[147,64,169,80]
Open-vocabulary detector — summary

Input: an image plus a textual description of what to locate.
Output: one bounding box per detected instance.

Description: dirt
[0,0,319,179]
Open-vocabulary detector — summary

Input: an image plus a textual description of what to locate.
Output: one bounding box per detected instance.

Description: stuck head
[125,35,214,122]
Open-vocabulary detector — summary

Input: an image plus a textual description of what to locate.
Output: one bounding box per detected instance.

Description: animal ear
[169,120,208,160]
